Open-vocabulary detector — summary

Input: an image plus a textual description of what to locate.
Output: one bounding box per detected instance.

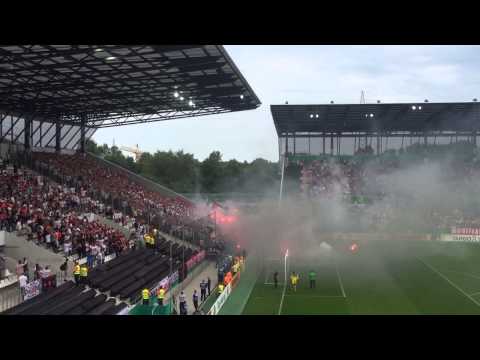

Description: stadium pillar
[473,131,477,146]
[376,133,380,155]
[330,134,334,155]
[24,116,31,152]
[322,133,325,155]
[293,132,296,155]
[55,120,61,153]
[285,133,289,155]
[424,132,427,146]
[80,115,86,154]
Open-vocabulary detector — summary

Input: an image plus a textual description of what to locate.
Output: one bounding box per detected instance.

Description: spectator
[60,258,68,281]
[179,291,187,315]
[207,277,211,296]
[96,251,104,266]
[39,265,51,279]
[33,264,40,281]
[200,280,207,302]
[192,289,199,312]
[18,273,28,300]
[22,258,29,279]
[16,260,24,277]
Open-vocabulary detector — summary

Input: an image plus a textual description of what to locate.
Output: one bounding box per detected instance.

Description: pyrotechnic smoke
[220,153,480,260]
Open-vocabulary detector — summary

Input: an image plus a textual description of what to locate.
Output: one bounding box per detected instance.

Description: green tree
[85,139,279,196]
[201,151,224,193]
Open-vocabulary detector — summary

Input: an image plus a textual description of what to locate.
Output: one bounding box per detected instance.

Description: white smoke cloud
[220,153,479,261]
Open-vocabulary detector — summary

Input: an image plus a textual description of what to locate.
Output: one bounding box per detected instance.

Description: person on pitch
[309,270,316,289]
[290,272,299,292]
[273,271,279,289]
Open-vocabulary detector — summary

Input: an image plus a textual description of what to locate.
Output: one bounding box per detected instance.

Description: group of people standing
[73,261,89,285]
[273,270,316,291]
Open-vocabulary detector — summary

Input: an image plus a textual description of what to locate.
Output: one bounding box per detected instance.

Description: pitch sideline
[417,257,480,307]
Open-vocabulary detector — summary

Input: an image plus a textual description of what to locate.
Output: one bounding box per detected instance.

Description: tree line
[86,140,280,195]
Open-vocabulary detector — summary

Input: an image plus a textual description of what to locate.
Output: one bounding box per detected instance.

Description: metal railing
[0,285,22,313]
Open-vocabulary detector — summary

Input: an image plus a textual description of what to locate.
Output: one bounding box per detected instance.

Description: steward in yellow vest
[157,287,165,306]
[80,265,88,284]
[218,283,224,296]
[143,234,150,248]
[73,263,81,286]
[142,288,150,305]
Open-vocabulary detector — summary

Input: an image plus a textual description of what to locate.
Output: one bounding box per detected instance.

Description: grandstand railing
[0,283,22,313]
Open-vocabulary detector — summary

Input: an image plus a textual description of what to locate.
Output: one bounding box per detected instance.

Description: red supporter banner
[186,250,206,271]
[451,227,480,236]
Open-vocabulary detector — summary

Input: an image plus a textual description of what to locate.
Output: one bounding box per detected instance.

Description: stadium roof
[271,102,480,136]
[0,45,261,128]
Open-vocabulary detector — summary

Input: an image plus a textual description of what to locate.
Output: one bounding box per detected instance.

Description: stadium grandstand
[4,45,480,316]
[0,45,259,315]
[272,102,480,158]
[231,101,480,315]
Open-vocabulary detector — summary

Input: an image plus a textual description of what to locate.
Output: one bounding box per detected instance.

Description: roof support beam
[80,116,86,153]
[35,121,55,148]
[63,126,82,150]
[0,113,23,144]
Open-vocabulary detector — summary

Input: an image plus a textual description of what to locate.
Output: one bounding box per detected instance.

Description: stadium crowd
[3,151,225,256]
[27,152,216,246]
[295,141,480,232]
[298,142,480,199]
[0,163,129,261]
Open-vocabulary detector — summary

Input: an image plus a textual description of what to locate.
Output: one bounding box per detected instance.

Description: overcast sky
[92,45,480,162]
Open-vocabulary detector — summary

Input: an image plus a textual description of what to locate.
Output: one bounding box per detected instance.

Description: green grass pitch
[242,240,480,315]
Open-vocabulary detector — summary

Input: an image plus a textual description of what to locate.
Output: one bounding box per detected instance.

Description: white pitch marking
[443,269,480,280]
[284,294,344,298]
[333,254,347,298]
[417,257,480,307]
[278,280,287,315]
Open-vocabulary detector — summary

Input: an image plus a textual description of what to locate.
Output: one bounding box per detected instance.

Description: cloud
[93,45,480,162]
